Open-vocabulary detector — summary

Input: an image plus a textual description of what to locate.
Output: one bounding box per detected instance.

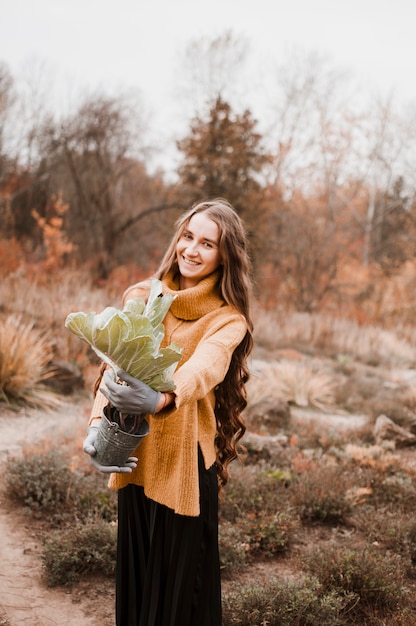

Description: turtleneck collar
[162,270,225,320]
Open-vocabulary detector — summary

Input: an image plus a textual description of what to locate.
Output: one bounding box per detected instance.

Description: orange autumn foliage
[31,195,76,272]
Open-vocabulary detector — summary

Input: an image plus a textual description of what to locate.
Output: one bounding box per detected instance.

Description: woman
[83,198,254,625]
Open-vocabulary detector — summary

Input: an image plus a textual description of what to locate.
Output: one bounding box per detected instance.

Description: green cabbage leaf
[65,279,182,391]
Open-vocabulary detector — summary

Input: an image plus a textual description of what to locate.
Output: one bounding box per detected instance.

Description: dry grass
[0,316,59,407]
[0,267,116,367]
[254,309,416,366]
[248,359,338,410]
[0,267,115,324]
[344,444,402,472]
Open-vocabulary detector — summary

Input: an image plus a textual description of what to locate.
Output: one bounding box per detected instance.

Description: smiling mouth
[182,256,200,266]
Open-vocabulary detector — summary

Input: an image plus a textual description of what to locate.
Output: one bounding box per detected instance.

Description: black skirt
[116,447,222,626]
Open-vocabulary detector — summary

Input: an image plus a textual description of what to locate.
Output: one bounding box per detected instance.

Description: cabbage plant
[65,279,182,392]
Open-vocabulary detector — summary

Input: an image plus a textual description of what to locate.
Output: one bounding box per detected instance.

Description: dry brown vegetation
[2,46,416,622]
[2,262,416,623]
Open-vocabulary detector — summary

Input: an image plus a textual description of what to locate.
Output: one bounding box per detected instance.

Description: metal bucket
[94,405,149,467]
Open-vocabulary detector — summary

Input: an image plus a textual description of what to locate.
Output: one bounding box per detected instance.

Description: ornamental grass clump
[0,315,56,408]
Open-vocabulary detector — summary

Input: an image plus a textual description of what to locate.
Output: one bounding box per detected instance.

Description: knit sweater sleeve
[88,388,108,425]
[167,313,247,412]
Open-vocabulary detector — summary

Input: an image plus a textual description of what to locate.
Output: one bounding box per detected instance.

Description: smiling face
[176,212,222,289]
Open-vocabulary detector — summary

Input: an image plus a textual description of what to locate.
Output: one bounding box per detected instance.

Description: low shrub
[4,450,76,519]
[290,465,351,525]
[303,545,409,621]
[222,576,354,626]
[352,507,408,550]
[220,466,290,522]
[219,520,249,574]
[404,518,416,566]
[4,448,117,525]
[76,471,118,522]
[42,518,117,586]
[365,471,416,512]
[363,514,416,571]
[244,510,293,557]
[219,509,294,577]
[219,466,294,566]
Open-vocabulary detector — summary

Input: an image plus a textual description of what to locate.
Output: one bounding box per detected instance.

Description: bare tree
[358,97,416,266]
[0,63,18,237]
[0,63,14,160]
[35,92,153,265]
[276,203,340,311]
[268,50,363,201]
[174,30,249,120]
[0,61,64,242]
[262,50,416,311]
[0,64,15,187]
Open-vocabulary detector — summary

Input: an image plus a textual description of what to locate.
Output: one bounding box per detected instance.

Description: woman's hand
[101,369,161,415]
[82,425,138,473]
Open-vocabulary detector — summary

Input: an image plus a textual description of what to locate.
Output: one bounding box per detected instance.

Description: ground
[0,360,415,625]
[0,394,115,626]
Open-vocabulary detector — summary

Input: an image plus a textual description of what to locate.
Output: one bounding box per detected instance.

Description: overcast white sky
[1,0,415,169]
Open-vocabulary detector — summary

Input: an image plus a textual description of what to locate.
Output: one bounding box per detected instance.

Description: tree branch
[114,203,182,238]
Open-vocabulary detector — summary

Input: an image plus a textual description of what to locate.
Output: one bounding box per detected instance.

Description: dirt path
[0,394,114,626]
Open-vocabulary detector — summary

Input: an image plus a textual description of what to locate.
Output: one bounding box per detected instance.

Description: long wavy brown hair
[155,198,254,490]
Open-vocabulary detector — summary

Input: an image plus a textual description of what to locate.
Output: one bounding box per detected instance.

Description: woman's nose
[186,241,198,255]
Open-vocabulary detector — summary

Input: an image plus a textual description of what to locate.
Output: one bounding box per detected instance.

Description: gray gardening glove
[102,368,161,415]
[82,426,138,474]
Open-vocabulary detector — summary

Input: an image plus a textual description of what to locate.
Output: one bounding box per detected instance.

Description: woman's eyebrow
[183,229,219,245]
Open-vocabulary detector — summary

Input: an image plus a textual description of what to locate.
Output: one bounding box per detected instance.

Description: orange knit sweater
[89,271,247,517]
